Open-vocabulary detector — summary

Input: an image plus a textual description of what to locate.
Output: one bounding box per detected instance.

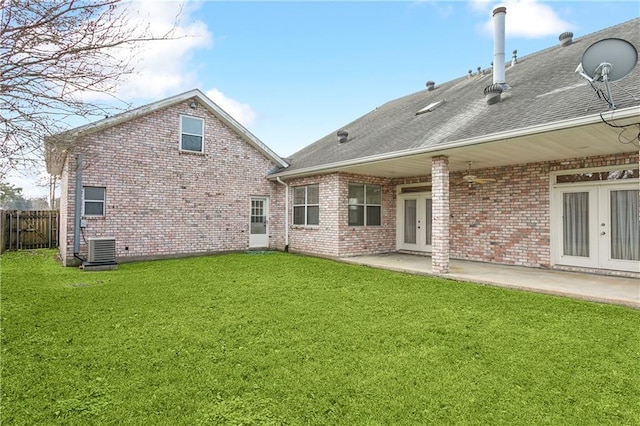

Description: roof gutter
[269,105,640,179]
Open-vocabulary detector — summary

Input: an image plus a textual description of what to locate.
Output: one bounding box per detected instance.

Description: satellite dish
[581,38,637,82]
[580,38,638,109]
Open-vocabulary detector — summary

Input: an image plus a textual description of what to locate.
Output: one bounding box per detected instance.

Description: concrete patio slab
[339,253,640,309]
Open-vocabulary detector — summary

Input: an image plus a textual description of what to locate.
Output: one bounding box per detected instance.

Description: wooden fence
[1,210,59,253]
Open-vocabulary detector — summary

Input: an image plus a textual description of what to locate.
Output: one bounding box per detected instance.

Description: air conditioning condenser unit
[84,237,117,270]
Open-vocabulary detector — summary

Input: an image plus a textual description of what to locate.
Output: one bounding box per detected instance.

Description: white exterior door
[249,197,269,248]
[553,181,639,272]
[397,193,432,252]
[599,185,639,271]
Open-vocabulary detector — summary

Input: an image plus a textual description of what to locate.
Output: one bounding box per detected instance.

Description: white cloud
[473,0,574,37]
[120,1,212,98]
[205,88,257,128]
[469,0,494,12]
[81,1,213,103]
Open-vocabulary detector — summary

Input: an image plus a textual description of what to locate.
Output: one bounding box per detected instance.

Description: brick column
[431,156,450,273]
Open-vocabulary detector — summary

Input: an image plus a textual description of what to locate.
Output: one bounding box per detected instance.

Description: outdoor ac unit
[87,237,116,264]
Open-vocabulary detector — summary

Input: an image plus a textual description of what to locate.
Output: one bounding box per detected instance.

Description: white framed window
[293,184,319,225]
[180,115,204,153]
[348,184,381,226]
[83,186,105,217]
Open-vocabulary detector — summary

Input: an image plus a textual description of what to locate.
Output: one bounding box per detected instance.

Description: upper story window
[83,186,105,217]
[348,184,381,226]
[293,184,319,225]
[180,115,204,153]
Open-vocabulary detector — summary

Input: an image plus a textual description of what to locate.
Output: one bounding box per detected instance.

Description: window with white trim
[180,115,204,153]
[293,184,319,225]
[83,186,105,217]
[348,184,381,226]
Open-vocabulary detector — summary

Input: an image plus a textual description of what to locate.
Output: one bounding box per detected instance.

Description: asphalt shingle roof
[284,18,640,173]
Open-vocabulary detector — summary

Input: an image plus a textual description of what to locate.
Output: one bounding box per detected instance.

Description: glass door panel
[609,189,639,261]
[249,197,269,248]
[562,192,590,257]
[404,199,417,244]
[397,193,432,252]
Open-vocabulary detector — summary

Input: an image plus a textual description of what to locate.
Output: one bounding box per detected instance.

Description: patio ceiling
[276,115,640,179]
[344,121,638,177]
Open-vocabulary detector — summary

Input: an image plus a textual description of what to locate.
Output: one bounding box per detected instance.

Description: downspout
[276,177,289,252]
[73,154,85,262]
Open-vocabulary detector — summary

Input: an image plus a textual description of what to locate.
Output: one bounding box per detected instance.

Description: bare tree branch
[0,0,182,178]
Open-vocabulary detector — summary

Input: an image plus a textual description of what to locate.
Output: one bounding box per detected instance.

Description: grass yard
[1,250,639,425]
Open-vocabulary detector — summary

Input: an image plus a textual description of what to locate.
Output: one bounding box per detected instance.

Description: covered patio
[339,253,640,309]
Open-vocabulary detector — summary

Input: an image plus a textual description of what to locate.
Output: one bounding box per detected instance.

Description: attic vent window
[416,100,445,115]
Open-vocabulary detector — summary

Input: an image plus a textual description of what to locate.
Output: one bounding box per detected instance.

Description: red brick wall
[286,173,396,257]
[59,100,284,265]
[287,173,341,257]
[394,153,637,268]
[337,173,396,257]
[450,153,638,267]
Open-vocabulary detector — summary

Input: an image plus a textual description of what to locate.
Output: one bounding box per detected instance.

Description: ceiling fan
[458,162,496,187]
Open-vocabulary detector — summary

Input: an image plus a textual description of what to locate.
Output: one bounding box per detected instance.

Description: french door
[555,183,639,272]
[397,194,432,252]
[249,197,269,248]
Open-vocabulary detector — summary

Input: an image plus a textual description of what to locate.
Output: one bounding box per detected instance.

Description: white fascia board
[50,90,201,144]
[270,105,640,180]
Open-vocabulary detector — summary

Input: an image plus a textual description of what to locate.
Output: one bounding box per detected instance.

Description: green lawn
[1,250,639,425]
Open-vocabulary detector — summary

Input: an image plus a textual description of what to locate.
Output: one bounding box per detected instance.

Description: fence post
[16,210,20,250]
[9,212,13,251]
[0,211,5,253]
[48,210,52,249]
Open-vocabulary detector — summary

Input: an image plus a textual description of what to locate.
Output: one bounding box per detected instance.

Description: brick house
[270,13,639,277]
[47,12,639,276]
[46,90,288,266]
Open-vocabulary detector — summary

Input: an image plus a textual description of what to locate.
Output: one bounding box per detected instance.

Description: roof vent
[468,69,473,79]
[484,83,503,105]
[426,81,436,91]
[559,31,574,47]
[337,130,349,143]
[477,66,483,76]
[511,49,518,66]
[416,100,445,115]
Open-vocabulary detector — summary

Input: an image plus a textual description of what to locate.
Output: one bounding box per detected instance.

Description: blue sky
[11,0,640,198]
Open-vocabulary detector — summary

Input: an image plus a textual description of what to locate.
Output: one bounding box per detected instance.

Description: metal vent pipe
[492,6,507,85]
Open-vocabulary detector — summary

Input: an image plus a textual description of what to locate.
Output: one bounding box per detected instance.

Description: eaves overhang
[269,105,640,180]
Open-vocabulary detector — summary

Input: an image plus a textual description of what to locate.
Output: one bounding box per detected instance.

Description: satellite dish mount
[577,38,638,110]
